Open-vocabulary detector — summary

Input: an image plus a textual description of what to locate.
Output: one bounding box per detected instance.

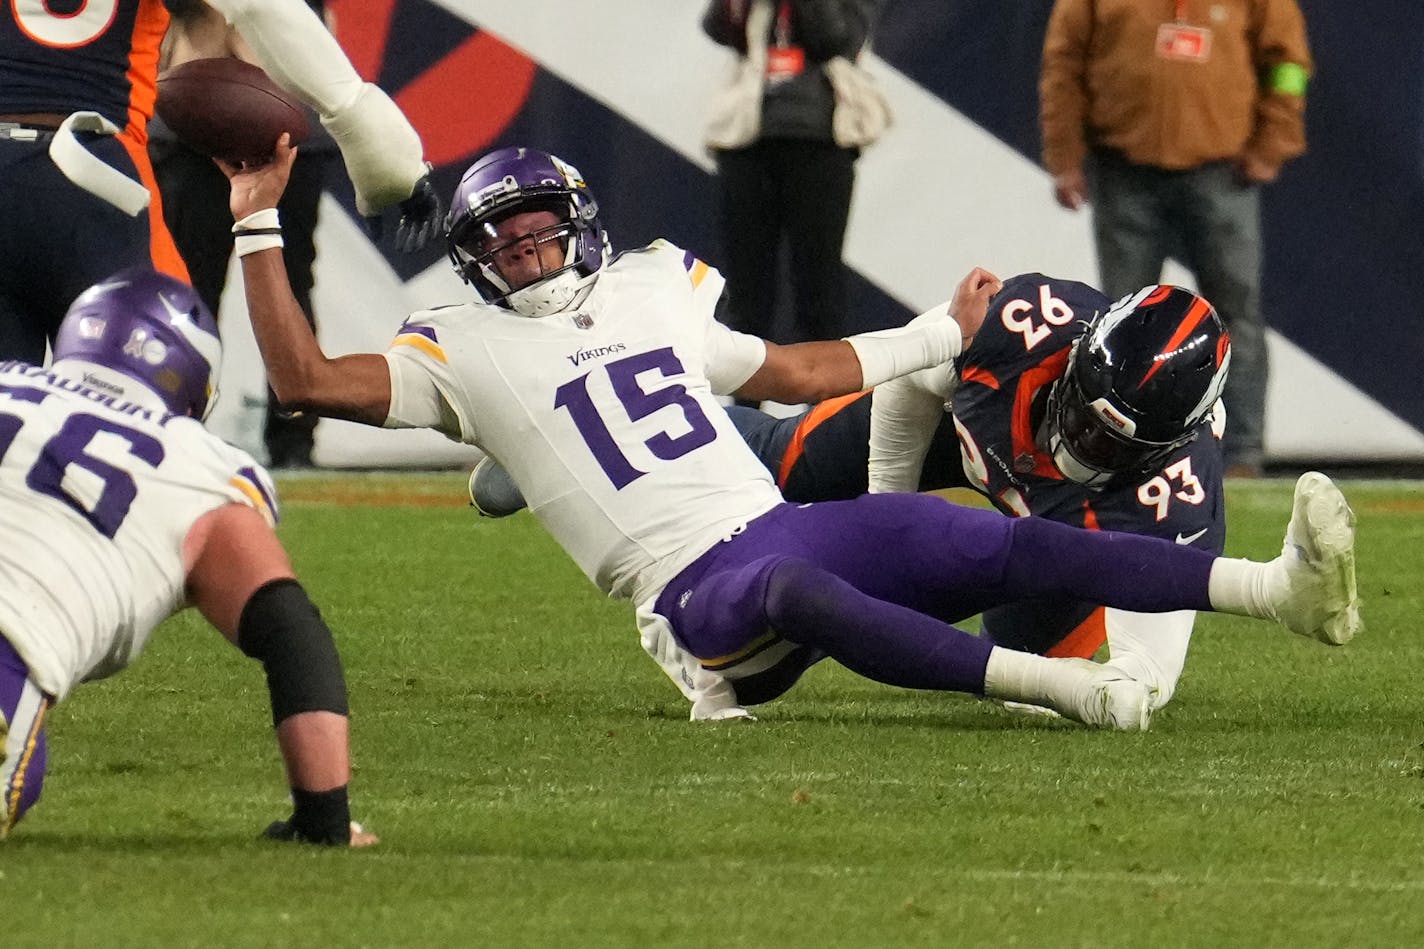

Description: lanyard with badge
[765,1,805,85]
[1156,0,1213,62]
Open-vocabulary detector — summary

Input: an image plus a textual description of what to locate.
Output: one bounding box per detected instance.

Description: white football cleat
[1271,472,1361,645]
[1058,658,1156,731]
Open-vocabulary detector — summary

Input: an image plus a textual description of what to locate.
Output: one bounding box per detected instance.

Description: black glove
[365,170,444,253]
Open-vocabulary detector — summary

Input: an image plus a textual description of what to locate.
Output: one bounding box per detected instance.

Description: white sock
[983,647,1085,708]
[1207,557,1287,620]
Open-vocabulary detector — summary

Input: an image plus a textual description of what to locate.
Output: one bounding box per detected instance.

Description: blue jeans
[1089,150,1266,470]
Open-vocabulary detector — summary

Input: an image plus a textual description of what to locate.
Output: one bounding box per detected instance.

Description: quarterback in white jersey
[0,270,373,846]
[385,239,792,603]
[224,143,1361,734]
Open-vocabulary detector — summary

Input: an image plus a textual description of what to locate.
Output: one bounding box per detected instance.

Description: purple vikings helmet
[445,146,611,317]
[1044,285,1231,487]
[52,269,223,420]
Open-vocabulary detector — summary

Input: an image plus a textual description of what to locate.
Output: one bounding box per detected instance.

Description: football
[156,57,309,163]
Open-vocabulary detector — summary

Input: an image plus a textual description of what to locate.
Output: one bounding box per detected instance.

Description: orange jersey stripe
[117,132,190,282]
[1045,607,1109,660]
[124,0,170,137]
[1081,498,1101,530]
[1047,504,1107,659]
[778,391,870,487]
[960,365,1000,390]
[1008,348,1069,481]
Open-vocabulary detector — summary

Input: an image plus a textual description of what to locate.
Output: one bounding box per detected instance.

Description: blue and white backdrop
[205,0,1424,468]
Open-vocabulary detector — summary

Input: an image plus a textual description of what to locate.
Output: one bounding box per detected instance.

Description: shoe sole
[1295,472,1362,645]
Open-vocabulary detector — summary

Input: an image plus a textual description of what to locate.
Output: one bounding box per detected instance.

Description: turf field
[6,473,1423,947]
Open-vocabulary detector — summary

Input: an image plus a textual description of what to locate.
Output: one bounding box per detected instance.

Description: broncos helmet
[1044,285,1231,487]
[52,268,222,420]
[445,146,611,317]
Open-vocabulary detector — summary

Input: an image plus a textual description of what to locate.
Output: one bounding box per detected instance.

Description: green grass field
[6,473,1424,947]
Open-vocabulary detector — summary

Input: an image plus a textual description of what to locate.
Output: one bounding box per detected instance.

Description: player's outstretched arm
[202,0,441,247]
[736,267,999,406]
[183,503,376,847]
[218,136,393,426]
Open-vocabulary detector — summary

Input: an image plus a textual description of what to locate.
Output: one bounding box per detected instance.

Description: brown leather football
[156,57,310,163]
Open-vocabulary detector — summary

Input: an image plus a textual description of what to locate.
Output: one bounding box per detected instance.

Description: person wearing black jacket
[702,0,882,355]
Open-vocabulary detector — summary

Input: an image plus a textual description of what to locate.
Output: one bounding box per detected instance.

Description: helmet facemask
[1042,283,1230,488]
[1044,361,1195,488]
[451,204,591,317]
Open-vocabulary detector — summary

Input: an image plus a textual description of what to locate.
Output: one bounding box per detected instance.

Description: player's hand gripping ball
[157,57,309,164]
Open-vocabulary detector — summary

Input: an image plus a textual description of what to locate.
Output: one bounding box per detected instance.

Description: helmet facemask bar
[444,150,610,318]
[1045,365,1196,487]
[451,214,579,299]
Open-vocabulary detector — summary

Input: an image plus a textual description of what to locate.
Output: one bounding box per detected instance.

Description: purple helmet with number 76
[445,147,611,318]
[52,268,222,420]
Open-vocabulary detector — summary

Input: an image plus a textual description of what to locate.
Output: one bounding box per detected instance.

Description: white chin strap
[506,270,595,318]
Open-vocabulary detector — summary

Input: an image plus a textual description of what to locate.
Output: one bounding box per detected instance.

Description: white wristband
[844,303,962,390]
[232,207,284,257]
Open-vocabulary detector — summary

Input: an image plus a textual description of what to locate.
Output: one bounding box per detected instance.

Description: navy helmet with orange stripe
[1044,285,1230,487]
[52,268,222,421]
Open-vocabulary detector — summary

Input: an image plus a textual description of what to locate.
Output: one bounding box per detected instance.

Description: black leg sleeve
[237,578,350,726]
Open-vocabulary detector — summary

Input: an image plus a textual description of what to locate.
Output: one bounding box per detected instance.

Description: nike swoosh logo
[1175,528,1208,545]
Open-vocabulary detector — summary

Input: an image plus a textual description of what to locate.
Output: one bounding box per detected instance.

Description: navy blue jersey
[952,273,1226,555]
[1,0,173,133]
[721,273,1228,661]
[727,394,965,500]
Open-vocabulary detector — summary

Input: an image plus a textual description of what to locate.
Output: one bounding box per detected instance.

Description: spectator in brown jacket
[1040,0,1311,477]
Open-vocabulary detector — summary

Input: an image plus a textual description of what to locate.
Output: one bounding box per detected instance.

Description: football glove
[366,169,443,253]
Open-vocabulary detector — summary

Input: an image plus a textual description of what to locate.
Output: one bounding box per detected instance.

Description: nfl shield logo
[572,313,594,330]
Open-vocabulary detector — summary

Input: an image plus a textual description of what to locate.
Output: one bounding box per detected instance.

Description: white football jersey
[0,362,278,699]
[383,240,785,602]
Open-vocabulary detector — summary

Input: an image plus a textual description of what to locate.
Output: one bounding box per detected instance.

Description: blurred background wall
[204,0,1424,469]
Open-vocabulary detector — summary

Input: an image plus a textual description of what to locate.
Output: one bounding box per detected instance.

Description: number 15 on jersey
[554,347,717,489]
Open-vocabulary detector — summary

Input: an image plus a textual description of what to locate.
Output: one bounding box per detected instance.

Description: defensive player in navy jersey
[470,274,1231,715]
[0,269,372,845]
[867,275,1231,715]
[225,141,1359,732]
[0,0,440,364]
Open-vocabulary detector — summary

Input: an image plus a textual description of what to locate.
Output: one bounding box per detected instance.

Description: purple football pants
[655,495,1215,699]
[0,634,49,838]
